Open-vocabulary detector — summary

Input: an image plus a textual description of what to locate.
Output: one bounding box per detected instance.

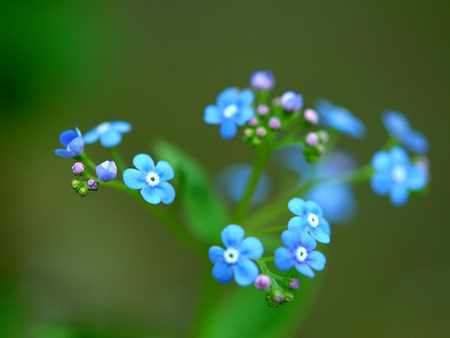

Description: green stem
[190,269,221,338]
[231,146,270,224]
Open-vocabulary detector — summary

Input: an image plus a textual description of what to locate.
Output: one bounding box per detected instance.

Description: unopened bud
[71,179,82,191]
[78,186,89,197]
[257,105,270,115]
[304,109,319,125]
[268,117,281,130]
[283,291,294,303]
[254,274,271,291]
[87,179,99,191]
[256,127,267,137]
[72,162,85,175]
[286,277,300,290]
[318,130,329,143]
[272,289,284,303]
[306,132,319,146]
[248,117,258,127]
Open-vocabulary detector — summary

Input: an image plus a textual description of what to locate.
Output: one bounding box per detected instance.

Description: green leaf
[152,140,228,244]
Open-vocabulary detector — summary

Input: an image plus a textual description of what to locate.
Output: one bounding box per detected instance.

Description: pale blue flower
[55,127,84,158]
[83,121,132,148]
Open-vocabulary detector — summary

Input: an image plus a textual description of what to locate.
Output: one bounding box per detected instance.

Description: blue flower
[83,121,132,148]
[288,198,331,244]
[250,70,275,90]
[204,88,255,139]
[315,98,366,138]
[55,127,84,158]
[275,229,326,278]
[280,91,303,112]
[215,163,271,206]
[209,224,263,286]
[371,146,427,206]
[382,110,429,154]
[123,154,175,204]
[96,160,117,182]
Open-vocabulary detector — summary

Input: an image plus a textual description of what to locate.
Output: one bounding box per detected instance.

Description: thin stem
[231,146,270,224]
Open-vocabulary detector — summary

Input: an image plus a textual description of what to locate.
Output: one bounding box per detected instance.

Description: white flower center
[146,172,160,187]
[307,213,319,228]
[392,165,407,183]
[223,248,239,264]
[223,104,238,118]
[296,246,308,262]
[97,122,111,134]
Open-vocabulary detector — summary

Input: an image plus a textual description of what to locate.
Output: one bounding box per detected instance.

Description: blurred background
[0,1,449,337]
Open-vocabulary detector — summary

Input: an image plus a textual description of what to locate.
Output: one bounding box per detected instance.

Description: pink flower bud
[268,117,281,130]
[72,162,85,175]
[304,109,319,125]
[256,127,267,137]
[306,132,319,146]
[254,274,271,291]
[257,105,269,115]
[87,179,99,191]
[248,117,258,127]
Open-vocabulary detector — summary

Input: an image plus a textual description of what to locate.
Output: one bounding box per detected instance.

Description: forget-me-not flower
[83,121,132,148]
[123,154,175,204]
[315,98,366,138]
[209,224,263,286]
[275,229,326,278]
[288,198,331,244]
[204,88,255,139]
[382,110,429,154]
[96,160,117,182]
[371,146,427,206]
[55,127,84,158]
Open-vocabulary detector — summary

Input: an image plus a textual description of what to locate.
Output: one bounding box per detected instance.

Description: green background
[1,1,449,337]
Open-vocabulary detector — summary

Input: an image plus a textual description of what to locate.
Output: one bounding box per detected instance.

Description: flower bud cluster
[254,273,300,308]
[70,162,101,197]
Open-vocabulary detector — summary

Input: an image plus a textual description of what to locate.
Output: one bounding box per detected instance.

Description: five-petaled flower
[209,224,264,286]
[382,110,429,154]
[83,121,132,148]
[288,198,331,244]
[123,154,175,204]
[371,146,426,206]
[315,98,366,139]
[275,229,326,278]
[55,127,84,158]
[204,88,255,139]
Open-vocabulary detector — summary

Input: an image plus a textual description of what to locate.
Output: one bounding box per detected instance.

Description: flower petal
[209,246,225,264]
[212,262,233,283]
[239,237,263,259]
[55,149,76,158]
[220,119,237,139]
[317,218,330,237]
[390,146,409,165]
[141,185,161,204]
[382,110,410,137]
[123,169,146,189]
[288,216,309,232]
[221,224,244,248]
[234,107,254,126]
[233,259,259,286]
[111,121,132,133]
[155,161,174,181]
[237,89,254,107]
[306,201,323,217]
[59,130,77,147]
[407,165,427,191]
[299,232,317,251]
[274,247,295,271]
[295,262,315,278]
[310,227,330,244]
[154,182,175,204]
[281,229,300,250]
[389,185,409,206]
[67,136,84,155]
[133,154,155,173]
[371,173,391,195]
[204,105,222,124]
[216,88,238,107]
[82,128,100,144]
[372,151,391,172]
[403,130,429,154]
[306,251,326,271]
[100,130,122,148]
[288,198,308,216]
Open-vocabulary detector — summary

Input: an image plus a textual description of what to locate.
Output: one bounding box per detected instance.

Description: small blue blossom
[250,70,275,90]
[204,88,255,139]
[275,229,326,278]
[96,160,117,182]
[123,154,175,204]
[280,91,303,112]
[55,127,84,158]
[315,98,366,138]
[83,121,132,148]
[288,198,331,244]
[382,110,429,154]
[371,146,427,206]
[209,224,263,286]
